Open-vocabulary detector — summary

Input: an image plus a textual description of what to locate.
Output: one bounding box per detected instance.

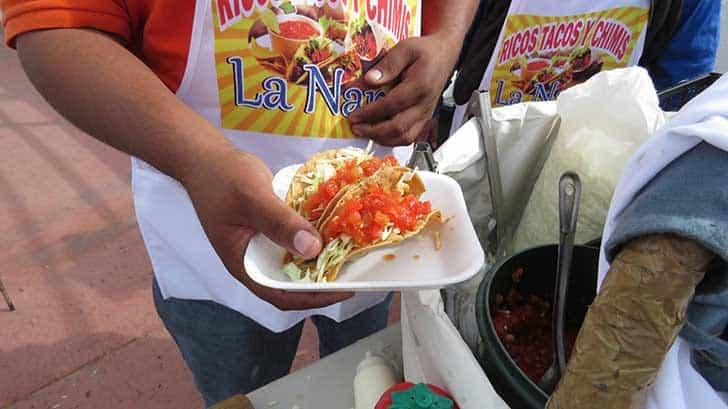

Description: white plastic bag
[400,290,509,409]
[511,67,666,252]
[434,101,559,350]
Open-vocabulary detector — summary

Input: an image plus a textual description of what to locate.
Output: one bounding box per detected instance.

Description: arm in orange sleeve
[422,1,439,36]
[422,0,478,36]
[1,0,132,48]
[14,28,352,311]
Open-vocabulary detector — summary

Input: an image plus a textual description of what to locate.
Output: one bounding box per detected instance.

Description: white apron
[132,0,421,332]
[600,74,728,409]
[451,0,650,134]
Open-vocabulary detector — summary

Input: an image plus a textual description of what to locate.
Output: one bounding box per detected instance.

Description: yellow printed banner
[212,0,420,138]
[490,7,648,106]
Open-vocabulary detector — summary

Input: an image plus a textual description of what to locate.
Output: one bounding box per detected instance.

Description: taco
[282,166,441,283]
[322,50,362,84]
[552,55,570,69]
[321,2,348,21]
[349,13,377,61]
[287,37,336,83]
[285,142,399,225]
[569,46,592,71]
[320,16,348,44]
[535,67,557,83]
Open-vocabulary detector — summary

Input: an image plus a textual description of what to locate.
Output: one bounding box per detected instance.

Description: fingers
[352,107,431,146]
[423,117,439,148]
[269,291,355,311]
[247,193,323,260]
[222,226,351,311]
[349,76,428,125]
[245,276,355,310]
[362,39,417,88]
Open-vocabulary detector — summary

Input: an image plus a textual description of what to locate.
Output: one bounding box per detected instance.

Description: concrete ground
[0,33,400,409]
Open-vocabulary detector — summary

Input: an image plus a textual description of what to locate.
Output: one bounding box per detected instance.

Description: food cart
[213,71,723,409]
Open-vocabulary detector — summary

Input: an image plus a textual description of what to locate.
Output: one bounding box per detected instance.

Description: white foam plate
[244,165,484,291]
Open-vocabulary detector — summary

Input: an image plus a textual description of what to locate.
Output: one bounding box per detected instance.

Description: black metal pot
[475,245,599,409]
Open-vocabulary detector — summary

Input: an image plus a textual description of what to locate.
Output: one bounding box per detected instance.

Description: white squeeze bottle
[353,352,399,409]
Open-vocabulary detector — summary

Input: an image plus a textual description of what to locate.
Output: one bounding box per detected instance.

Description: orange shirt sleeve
[1,0,132,48]
[422,1,439,36]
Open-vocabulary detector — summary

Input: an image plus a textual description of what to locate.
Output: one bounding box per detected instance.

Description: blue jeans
[152,278,392,407]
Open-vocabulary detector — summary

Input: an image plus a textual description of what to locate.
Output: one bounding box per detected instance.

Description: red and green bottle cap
[388,383,454,409]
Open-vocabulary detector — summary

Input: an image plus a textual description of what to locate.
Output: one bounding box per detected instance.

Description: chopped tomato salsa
[322,184,432,246]
[279,20,319,40]
[491,269,579,383]
[526,59,551,72]
[302,156,397,220]
[309,46,331,64]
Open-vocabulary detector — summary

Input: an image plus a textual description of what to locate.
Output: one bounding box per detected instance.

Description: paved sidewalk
[0,33,399,409]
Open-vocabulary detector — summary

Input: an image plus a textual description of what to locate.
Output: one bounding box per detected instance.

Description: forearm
[547,235,713,409]
[16,28,236,184]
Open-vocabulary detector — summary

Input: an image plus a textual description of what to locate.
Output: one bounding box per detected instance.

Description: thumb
[363,41,415,86]
[250,194,323,260]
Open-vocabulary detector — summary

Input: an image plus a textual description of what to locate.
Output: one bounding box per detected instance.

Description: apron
[132,0,420,332]
[450,0,650,135]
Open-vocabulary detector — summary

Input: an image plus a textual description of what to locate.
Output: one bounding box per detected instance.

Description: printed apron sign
[212,0,420,138]
[490,7,648,106]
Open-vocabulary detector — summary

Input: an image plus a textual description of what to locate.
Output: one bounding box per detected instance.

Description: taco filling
[283,168,439,283]
[298,150,399,221]
[288,38,335,82]
[350,14,377,60]
[320,16,348,44]
[569,46,592,71]
[323,51,362,83]
[535,67,557,83]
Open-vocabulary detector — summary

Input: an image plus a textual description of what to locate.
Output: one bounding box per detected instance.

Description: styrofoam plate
[244,165,484,291]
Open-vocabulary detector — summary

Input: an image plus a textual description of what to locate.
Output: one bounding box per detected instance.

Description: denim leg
[311,293,393,358]
[152,279,303,408]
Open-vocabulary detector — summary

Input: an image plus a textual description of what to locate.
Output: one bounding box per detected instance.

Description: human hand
[348,33,461,146]
[14,29,350,311]
[181,148,354,311]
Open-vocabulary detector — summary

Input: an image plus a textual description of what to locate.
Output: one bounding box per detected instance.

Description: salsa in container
[490,267,578,383]
[278,20,320,39]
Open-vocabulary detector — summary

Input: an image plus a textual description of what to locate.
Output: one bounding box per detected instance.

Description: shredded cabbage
[294,142,375,207]
[395,170,415,194]
[380,223,400,241]
[282,262,311,282]
[313,237,354,282]
[300,162,336,199]
[280,236,355,283]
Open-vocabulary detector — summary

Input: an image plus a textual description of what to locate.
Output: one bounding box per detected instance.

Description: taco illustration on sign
[569,47,604,82]
[349,13,378,62]
[241,1,414,89]
[287,37,336,84]
[322,50,363,84]
[320,16,348,45]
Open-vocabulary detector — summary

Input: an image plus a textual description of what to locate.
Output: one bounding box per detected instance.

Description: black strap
[639,0,683,68]
[453,0,511,105]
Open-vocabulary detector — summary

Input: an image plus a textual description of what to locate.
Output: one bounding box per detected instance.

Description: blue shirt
[647,0,721,90]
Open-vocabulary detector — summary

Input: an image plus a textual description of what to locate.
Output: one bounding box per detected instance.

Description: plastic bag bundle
[511,68,666,253]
